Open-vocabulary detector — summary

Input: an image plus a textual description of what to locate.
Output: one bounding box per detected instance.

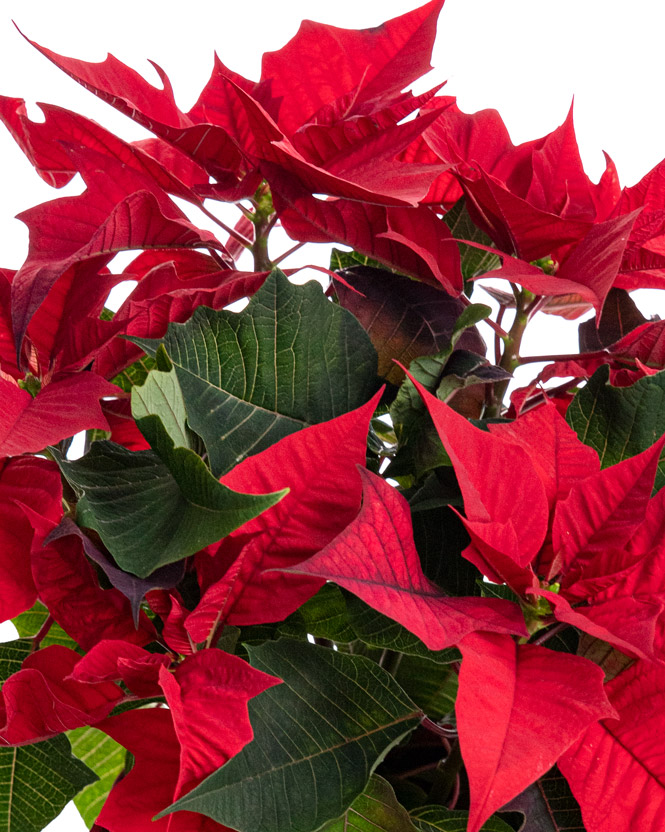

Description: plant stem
[273,241,305,266]
[378,649,403,676]
[198,203,253,249]
[485,287,532,416]
[30,614,54,653]
[530,621,569,646]
[518,349,609,365]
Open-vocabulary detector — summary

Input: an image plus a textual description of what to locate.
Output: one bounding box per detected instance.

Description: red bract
[558,660,665,832]
[282,467,528,648]
[0,372,117,456]
[414,379,665,660]
[0,646,122,745]
[0,456,61,619]
[186,392,380,639]
[458,632,616,832]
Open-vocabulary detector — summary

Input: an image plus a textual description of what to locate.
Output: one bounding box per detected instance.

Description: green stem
[485,287,533,416]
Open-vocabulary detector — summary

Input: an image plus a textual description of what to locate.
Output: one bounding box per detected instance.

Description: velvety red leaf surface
[96,709,182,832]
[558,661,665,832]
[551,436,665,572]
[12,175,221,353]
[70,640,172,698]
[457,632,617,832]
[0,645,122,745]
[186,393,380,639]
[159,650,281,809]
[272,168,462,293]
[260,0,445,133]
[0,372,117,456]
[0,456,61,619]
[285,467,527,648]
[412,375,549,567]
[488,402,599,512]
[93,261,268,380]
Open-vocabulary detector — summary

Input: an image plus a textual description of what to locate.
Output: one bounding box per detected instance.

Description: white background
[0,1,663,828]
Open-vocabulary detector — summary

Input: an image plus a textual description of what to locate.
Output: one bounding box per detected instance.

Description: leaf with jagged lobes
[52,416,287,578]
[159,640,422,832]
[131,268,379,477]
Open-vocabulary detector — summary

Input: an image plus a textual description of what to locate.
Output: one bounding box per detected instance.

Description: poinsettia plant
[2,2,665,831]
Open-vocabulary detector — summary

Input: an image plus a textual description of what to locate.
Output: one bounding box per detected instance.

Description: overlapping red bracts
[0,4,664,832]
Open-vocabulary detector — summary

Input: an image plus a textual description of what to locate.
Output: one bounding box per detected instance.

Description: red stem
[30,614,54,653]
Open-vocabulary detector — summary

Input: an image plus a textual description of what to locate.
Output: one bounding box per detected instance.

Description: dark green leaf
[412,804,514,832]
[53,426,286,578]
[566,365,665,490]
[344,594,458,665]
[319,775,419,832]
[412,504,477,597]
[442,198,500,280]
[478,582,521,604]
[0,639,31,681]
[161,640,422,832]
[331,248,398,273]
[501,766,586,831]
[395,655,458,721]
[279,583,356,643]
[0,735,97,832]
[111,354,157,393]
[135,269,378,476]
[69,726,125,828]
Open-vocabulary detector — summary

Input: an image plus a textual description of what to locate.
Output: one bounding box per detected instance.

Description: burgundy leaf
[46,517,185,625]
[334,266,484,384]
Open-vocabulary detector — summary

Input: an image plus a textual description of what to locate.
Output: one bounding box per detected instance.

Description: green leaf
[344,594,458,665]
[134,269,378,476]
[0,639,31,681]
[12,603,78,652]
[395,656,458,721]
[442,198,500,280]
[161,640,422,832]
[279,583,356,643]
[111,354,157,393]
[412,805,514,832]
[53,426,287,578]
[131,366,192,450]
[331,249,399,274]
[567,364,665,490]
[68,726,125,828]
[319,775,419,832]
[0,735,97,832]
[501,766,585,832]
